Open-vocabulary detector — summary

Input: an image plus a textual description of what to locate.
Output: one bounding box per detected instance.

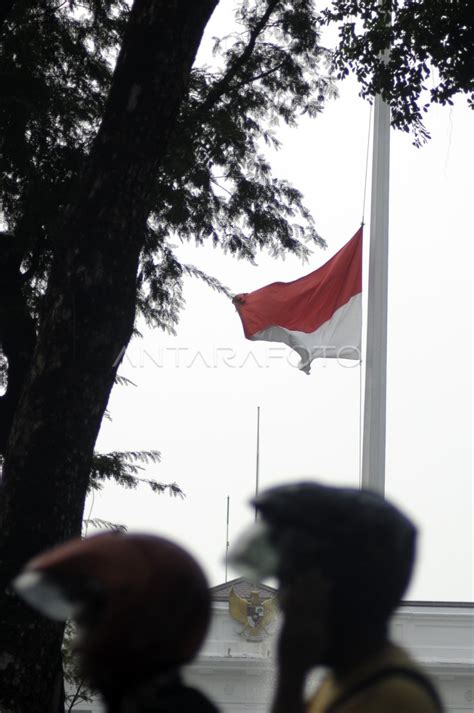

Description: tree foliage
[0,0,331,456]
[62,621,94,713]
[89,449,184,497]
[0,0,329,335]
[321,0,474,145]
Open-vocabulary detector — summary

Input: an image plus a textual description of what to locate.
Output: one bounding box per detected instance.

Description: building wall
[184,600,278,713]
[185,601,474,713]
[391,604,474,713]
[69,601,473,712]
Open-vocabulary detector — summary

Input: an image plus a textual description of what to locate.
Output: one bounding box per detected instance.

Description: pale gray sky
[92,2,473,602]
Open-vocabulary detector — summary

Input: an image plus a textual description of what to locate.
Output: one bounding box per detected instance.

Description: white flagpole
[361,91,391,496]
[254,405,260,521]
[225,495,230,582]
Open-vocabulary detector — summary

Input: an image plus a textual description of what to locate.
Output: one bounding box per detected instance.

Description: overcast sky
[92,2,472,602]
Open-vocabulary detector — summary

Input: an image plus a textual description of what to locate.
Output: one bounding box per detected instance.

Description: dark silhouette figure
[231,481,444,713]
[14,532,219,713]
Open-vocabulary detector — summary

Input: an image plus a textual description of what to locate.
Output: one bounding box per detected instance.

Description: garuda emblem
[229,587,277,641]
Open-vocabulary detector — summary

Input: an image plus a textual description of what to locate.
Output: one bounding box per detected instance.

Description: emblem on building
[229,587,277,641]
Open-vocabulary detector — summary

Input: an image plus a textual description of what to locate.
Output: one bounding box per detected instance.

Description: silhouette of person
[14,532,219,713]
[230,481,443,713]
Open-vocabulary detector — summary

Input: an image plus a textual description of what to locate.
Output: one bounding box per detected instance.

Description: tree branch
[231,60,286,91]
[0,0,17,37]
[66,678,91,713]
[195,0,281,115]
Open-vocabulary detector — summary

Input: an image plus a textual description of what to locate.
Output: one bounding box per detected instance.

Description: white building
[73,577,473,712]
[185,578,474,713]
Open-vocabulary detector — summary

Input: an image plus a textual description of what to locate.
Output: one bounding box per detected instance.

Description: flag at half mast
[233,228,362,374]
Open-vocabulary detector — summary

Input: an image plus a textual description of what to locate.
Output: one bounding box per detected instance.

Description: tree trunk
[0,2,218,711]
[0,233,37,453]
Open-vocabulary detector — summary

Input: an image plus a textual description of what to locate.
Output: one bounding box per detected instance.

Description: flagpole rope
[361,102,373,225]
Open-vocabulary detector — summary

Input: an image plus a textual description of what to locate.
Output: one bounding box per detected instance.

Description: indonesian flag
[233,228,362,374]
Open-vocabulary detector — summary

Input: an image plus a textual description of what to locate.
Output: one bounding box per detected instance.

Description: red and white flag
[233,228,362,373]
